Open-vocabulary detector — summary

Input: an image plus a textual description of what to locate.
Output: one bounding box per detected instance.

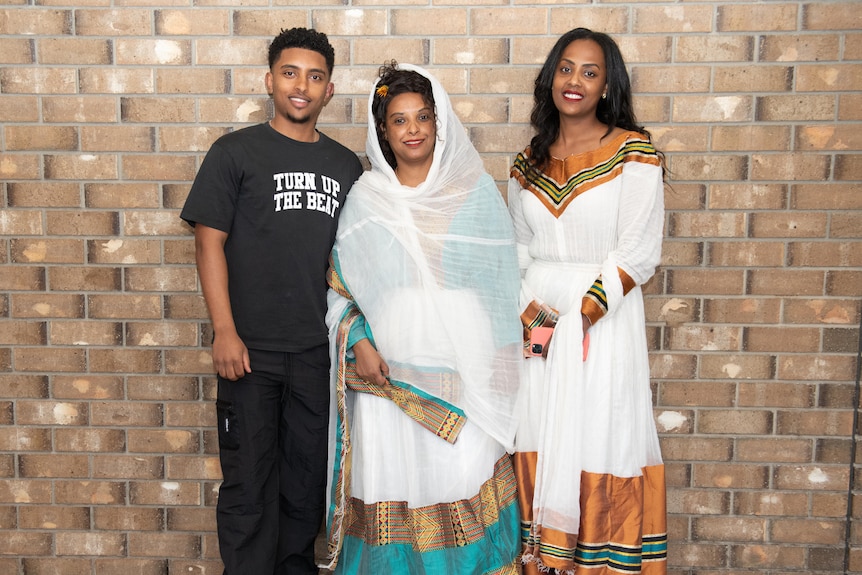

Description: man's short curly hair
[268,27,335,75]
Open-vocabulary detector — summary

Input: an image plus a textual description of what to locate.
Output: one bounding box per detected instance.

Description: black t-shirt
[181,123,363,352]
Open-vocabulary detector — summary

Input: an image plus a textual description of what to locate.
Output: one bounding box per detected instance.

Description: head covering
[328,63,522,449]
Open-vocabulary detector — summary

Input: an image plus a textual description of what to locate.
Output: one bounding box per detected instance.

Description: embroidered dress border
[510,135,661,219]
[343,453,518,551]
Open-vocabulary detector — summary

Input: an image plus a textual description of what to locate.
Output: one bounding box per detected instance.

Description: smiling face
[551,38,607,121]
[265,47,333,137]
[382,91,436,175]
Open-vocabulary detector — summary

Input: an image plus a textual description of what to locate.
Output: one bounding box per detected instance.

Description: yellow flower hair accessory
[375,84,389,98]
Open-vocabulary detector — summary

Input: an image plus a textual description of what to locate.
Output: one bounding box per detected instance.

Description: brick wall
[0,1,859,574]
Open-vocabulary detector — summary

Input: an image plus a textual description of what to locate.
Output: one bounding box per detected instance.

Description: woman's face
[382,92,436,171]
[551,38,607,120]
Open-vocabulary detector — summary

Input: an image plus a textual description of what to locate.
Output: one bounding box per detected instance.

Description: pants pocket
[216,398,240,451]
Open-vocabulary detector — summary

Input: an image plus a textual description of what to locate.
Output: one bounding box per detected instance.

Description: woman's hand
[352,339,390,386]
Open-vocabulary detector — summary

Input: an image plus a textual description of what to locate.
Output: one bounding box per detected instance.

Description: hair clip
[375,84,389,98]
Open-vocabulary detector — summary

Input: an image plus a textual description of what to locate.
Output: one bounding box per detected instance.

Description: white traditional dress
[508,131,667,575]
[322,64,523,575]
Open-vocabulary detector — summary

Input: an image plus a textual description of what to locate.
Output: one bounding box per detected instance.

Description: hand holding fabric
[352,338,390,386]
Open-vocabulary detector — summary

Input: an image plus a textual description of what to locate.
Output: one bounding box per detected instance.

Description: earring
[602,93,607,99]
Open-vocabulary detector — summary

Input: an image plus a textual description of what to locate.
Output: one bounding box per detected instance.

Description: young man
[180,28,363,575]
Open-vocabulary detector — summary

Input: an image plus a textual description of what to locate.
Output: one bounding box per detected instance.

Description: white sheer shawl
[326,63,522,448]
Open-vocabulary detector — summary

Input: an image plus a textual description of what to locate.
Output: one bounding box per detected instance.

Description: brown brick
[733,490,809,517]
[738,382,816,407]
[7,182,81,208]
[0,152,40,178]
[789,241,862,267]
[714,65,793,93]
[0,531,52,556]
[693,516,766,541]
[699,354,774,380]
[672,93,754,122]
[660,241,703,267]
[38,37,111,65]
[0,319,46,345]
[730,544,806,569]
[0,210,42,235]
[0,37,33,64]
[42,96,118,123]
[549,7,628,35]
[744,326,820,353]
[121,96,196,123]
[129,481,200,506]
[756,95,834,121]
[125,266,198,292]
[6,125,78,151]
[659,381,736,408]
[126,531,200,558]
[14,347,86,373]
[127,376,199,401]
[737,437,812,463]
[80,126,154,153]
[22,558,92,575]
[777,409,853,437]
[92,455,164,480]
[839,93,862,121]
[784,301,848,329]
[677,35,754,62]
[649,353,697,380]
[123,211,188,236]
[89,348,161,373]
[46,211,119,236]
[796,125,862,153]
[44,153,118,180]
[164,294,208,320]
[718,4,798,32]
[85,183,161,209]
[51,376,123,400]
[667,269,745,295]
[88,295,162,319]
[0,426,51,451]
[807,0,862,34]
[0,265,45,292]
[0,95,39,122]
[811,492,848,518]
[823,327,859,353]
[87,238,161,264]
[198,97,269,124]
[0,8,71,35]
[11,239,84,264]
[798,63,862,92]
[90,401,163,427]
[667,488,728,515]
[759,34,839,62]
[54,480,126,505]
[632,5,712,33]
[650,125,708,153]
[694,463,770,489]
[165,401,212,428]
[156,9,231,36]
[646,296,699,326]
[0,374,48,399]
[711,126,791,152]
[709,242,785,267]
[0,479,53,504]
[116,38,191,66]
[353,37,428,67]
[779,354,856,383]
[771,518,844,544]
[166,507,216,532]
[20,454,89,478]
[667,541,726,568]
[697,409,772,435]
[827,270,862,296]
[669,154,748,181]
[16,400,87,426]
[665,326,741,352]
[668,213,746,238]
[48,267,121,292]
[127,429,199,454]
[820,383,856,409]
[748,268,824,297]
[93,506,163,531]
[122,154,197,182]
[816,438,853,464]
[55,428,125,453]
[163,239,196,265]
[56,531,126,556]
[166,455,222,480]
[158,126,228,154]
[752,153,831,181]
[19,506,90,530]
[832,214,862,238]
[750,212,828,238]
[660,437,732,463]
[632,66,711,94]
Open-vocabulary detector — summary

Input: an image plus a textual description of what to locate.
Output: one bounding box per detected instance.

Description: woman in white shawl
[322,62,523,574]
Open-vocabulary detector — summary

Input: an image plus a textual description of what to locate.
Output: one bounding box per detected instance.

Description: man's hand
[212,330,251,381]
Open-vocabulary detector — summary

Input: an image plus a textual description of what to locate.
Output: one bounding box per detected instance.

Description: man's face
[265,47,334,128]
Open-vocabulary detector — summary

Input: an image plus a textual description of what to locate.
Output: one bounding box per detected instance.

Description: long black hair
[371,61,435,170]
[528,28,651,173]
